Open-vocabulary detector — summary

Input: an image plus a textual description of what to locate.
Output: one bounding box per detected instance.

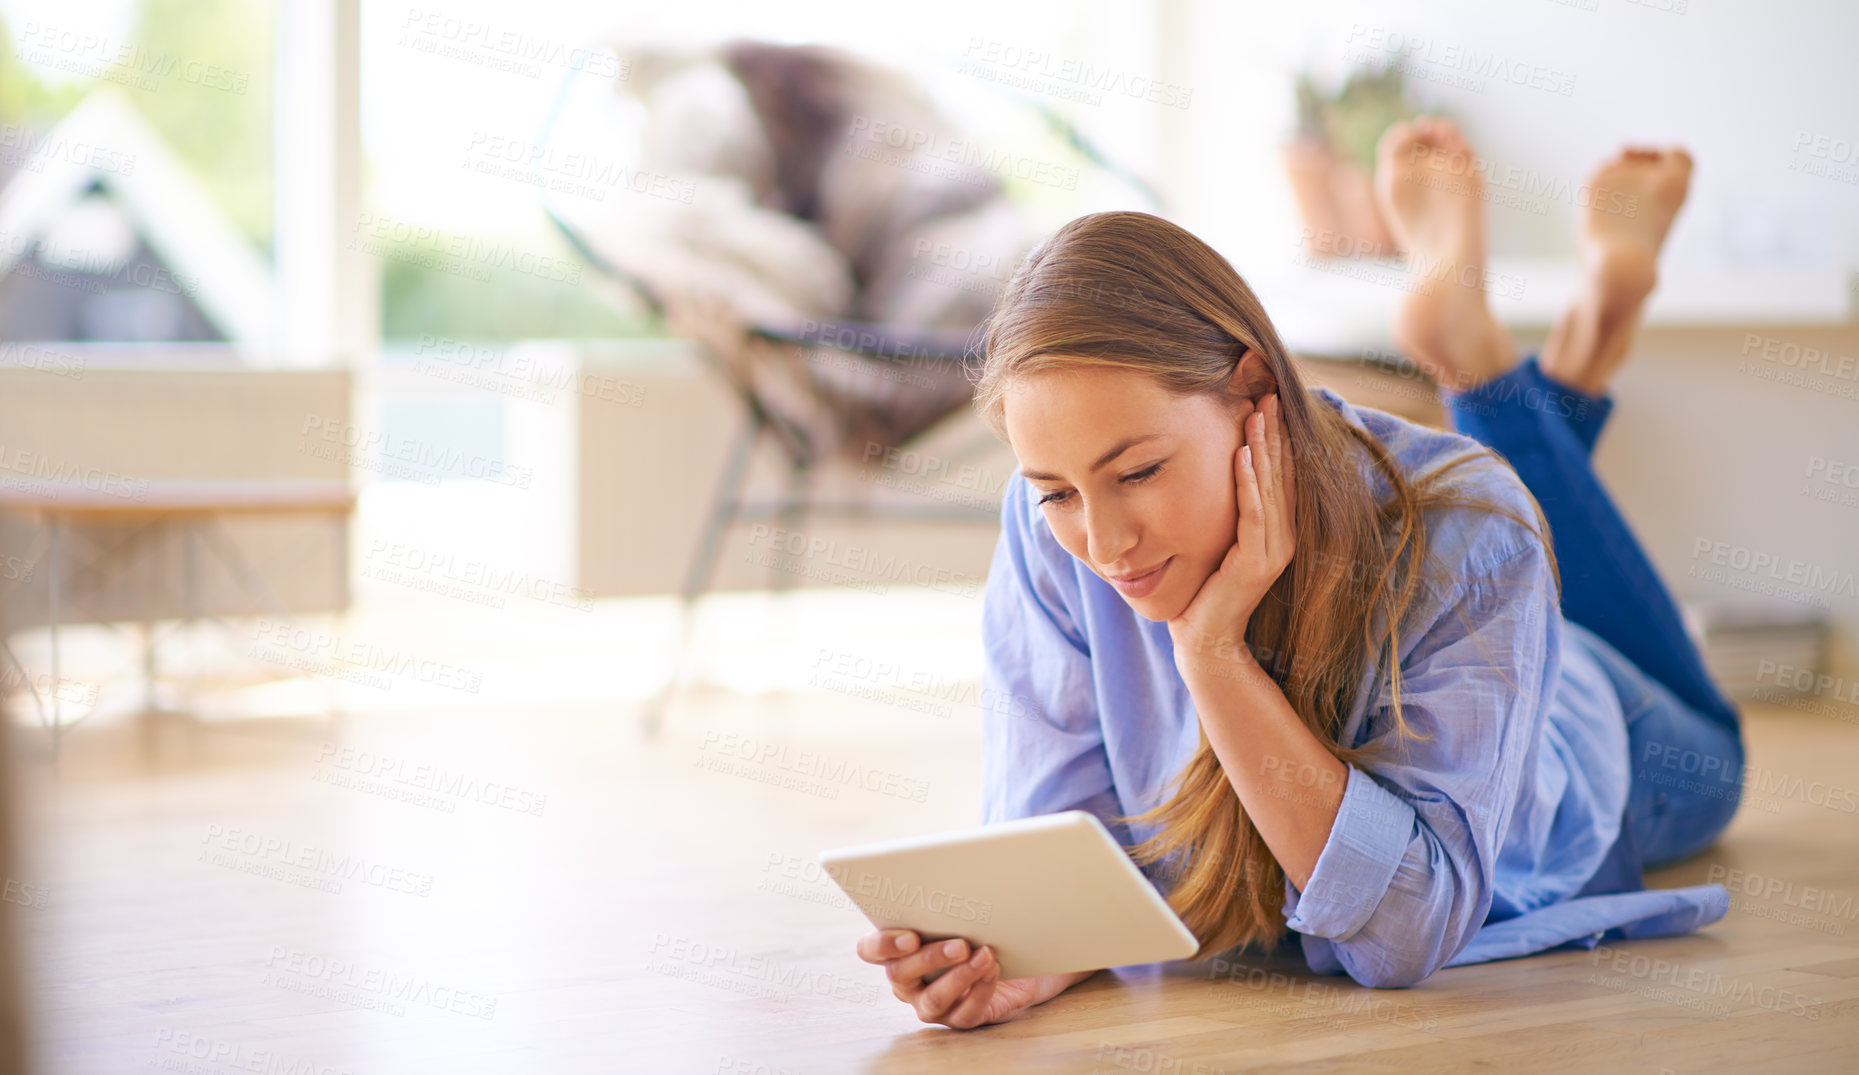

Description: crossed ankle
[1503,354,1609,406]
[1589,252,1659,313]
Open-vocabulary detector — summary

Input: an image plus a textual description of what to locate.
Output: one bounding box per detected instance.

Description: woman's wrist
[1169,615,1260,684]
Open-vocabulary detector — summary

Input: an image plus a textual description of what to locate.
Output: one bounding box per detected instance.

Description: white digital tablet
[818,810,1202,980]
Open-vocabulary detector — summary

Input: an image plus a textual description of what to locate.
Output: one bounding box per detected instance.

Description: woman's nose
[1083,504,1139,567]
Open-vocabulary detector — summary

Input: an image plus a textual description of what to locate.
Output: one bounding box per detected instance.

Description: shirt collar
[1310,383,1372,434]
[1304,383,1394,501]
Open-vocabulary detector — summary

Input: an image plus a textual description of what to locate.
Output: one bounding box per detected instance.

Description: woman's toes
[1371,114,1516,391]
[1543,144,1695,398]
[1375,120,1425,173]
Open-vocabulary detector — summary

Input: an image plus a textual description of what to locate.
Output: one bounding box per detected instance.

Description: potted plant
[1283,62,1425,260]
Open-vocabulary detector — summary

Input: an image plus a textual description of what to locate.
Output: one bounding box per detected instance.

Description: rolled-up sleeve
[1284,537,1559,988]
[979,476,1127,843]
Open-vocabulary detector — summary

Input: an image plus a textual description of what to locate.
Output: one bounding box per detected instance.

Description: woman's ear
[1228,347,1278,408]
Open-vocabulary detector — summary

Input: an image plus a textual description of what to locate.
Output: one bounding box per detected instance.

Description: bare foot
[1540,147,1694,398]
[1373,116,1519,395]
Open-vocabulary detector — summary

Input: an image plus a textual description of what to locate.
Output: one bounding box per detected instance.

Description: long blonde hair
[966,210,1559,958]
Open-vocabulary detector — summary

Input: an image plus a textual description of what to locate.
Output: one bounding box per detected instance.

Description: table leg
[46,519,60,762]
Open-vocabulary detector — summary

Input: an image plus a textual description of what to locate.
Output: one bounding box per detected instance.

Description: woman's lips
[1107,557,1172,599]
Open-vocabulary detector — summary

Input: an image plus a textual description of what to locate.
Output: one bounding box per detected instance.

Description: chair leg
[140,622,160,761]
[767,462,811,593]
[640,413,762,738]
[47,520,61,763]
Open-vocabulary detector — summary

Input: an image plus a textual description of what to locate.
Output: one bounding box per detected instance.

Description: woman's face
[1002,365,1257,623]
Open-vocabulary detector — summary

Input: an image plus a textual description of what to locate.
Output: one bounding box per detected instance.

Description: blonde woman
[855,119,1735,1029]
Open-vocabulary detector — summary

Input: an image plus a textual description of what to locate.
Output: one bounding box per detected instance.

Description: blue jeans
[1442,356,1745,871]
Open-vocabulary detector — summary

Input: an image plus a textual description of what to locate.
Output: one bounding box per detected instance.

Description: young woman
[854,118,1744,1029]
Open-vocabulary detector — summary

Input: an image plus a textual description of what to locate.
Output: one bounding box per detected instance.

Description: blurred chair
[540,39,1158,734]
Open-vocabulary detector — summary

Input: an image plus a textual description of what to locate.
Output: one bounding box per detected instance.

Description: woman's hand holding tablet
[854,929,1088,1029]
[826,811,1202,1029]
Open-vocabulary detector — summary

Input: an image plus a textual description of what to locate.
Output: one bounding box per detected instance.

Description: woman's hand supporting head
[1167,388,1298,680]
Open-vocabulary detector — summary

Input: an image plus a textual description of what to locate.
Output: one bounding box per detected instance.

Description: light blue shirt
[979,385,1729,988]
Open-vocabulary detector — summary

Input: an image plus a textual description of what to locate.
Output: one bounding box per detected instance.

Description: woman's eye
[1035,464,1163,507]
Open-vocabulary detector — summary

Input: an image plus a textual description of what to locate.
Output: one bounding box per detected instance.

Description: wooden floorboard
[8,685,1857,1073]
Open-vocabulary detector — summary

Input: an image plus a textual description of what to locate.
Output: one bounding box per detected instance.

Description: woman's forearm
[1174,632,1346,891]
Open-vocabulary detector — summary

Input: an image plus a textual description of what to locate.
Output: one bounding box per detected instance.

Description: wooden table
[0,479,356,756]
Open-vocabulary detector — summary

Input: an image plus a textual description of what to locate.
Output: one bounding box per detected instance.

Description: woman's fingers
[1236,415,1265,541]
[861,931,1009,1027]
[916,946,996,1022]
[940,962,1003,1028]
[1261,394,1289,563]
[1252,404,1277,520]
[886,937,973,988]
[857,929,919,965]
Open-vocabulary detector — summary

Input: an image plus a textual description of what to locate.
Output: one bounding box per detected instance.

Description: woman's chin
[1123,589,1184,623]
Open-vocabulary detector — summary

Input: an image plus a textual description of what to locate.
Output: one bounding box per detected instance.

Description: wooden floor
[8,664,1859,1073]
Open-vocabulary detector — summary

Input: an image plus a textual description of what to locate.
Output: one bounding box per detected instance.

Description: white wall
[1166,0,1859,278]
[1152,2,1859,686]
